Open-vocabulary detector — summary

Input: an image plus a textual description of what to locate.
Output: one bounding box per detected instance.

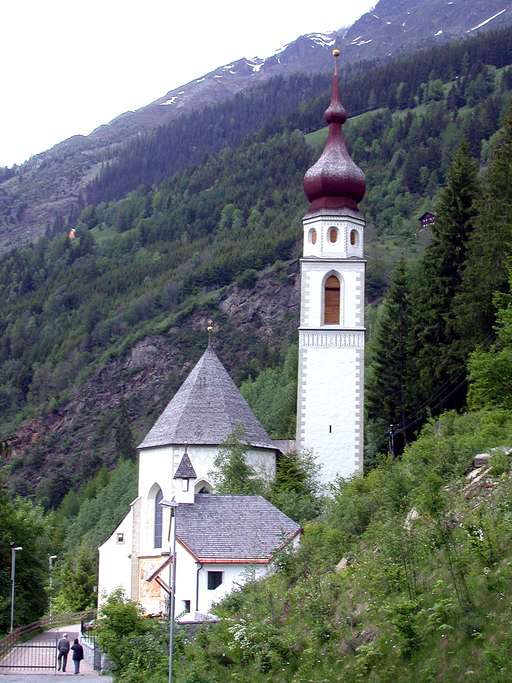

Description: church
[98,49,366,618]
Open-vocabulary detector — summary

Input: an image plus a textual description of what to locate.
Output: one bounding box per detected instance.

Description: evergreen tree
[54,546,97,611]
[210,427,264,495]
[413,140,480,408]
[455,107,512,349]
[467,265,512,410]
[366,259,415,460]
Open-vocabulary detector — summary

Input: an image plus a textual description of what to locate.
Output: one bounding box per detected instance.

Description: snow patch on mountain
[468,8,507,31]
[307,32,336,47]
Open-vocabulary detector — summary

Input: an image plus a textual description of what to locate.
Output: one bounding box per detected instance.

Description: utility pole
[48,555,57,622]
[388,424,396,457]
[10,545,23,633]
[160,499,178,683]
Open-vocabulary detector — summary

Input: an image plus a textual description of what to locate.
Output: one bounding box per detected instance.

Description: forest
[0,24,511,682]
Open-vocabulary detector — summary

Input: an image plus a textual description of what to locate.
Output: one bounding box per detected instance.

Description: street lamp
[10,545,22,633]
[160,499,178,683]
[48,555,57,622]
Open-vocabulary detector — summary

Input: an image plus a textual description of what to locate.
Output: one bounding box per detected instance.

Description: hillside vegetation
[95,262,512,681]
[1,27,511,509]
[1,25,512,650]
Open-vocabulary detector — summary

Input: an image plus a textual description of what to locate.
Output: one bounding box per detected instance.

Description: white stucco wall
[135,543,270,617]
[298,211,366,486]
[137,444,276,556]
[303,212,365,260]
[173,542,269,616]
[98,508,133,605]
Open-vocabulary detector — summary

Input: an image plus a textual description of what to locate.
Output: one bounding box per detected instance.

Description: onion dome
[304,49,366,212]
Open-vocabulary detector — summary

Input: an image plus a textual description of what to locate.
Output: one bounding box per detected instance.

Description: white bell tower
[297,49,366,485]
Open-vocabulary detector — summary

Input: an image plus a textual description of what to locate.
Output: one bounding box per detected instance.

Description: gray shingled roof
[139,346,275,450]
[174,452,197,479]
[176,495,301,562]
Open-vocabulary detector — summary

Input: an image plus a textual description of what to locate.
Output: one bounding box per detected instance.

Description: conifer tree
[413,140,480,408]
[366,258,415,459]
[210,427,264,495]
[455,107,512,349]
[467,265,512,410]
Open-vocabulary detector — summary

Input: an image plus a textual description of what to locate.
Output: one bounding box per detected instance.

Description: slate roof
[139,346,275,450]
[174,452,197,479]
[176,495,301,562]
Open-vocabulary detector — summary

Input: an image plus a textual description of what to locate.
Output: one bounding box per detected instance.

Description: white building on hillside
[98,345,299,618]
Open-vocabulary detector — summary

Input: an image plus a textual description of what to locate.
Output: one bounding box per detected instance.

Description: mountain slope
[2,34,511,506]
[1,0,512,253]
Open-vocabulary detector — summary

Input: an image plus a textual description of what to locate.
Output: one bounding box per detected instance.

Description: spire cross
[207,319,214,345]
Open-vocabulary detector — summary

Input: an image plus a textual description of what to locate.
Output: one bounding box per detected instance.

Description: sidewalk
[0,624,112,681]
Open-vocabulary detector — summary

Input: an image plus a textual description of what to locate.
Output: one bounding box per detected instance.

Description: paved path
[0,624,111,681]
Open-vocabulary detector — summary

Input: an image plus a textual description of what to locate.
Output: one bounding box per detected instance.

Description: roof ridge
[171,351,207,443]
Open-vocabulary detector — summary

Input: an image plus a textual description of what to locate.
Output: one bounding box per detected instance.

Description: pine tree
[366,259,415,460]
[413,140,480,408]
[455,107,512,350]
[467,265,512,410]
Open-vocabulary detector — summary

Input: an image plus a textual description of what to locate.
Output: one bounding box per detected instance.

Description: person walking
[71,637,84,675]
[57,633,70,672]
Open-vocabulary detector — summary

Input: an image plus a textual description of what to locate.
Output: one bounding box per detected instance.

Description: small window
[183,600,191,613]
[181,479,189,492]
[329,227,338,243]
[207,571,223,590]
[308,228,317,245]
[350,229,359,246]
[154,488,163,548]
[116,532,124,544]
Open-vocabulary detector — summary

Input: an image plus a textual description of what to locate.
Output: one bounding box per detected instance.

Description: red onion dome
[304,50,366,212]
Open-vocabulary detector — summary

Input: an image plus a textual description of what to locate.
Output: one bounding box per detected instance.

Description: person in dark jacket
[71,638,84,674]
[57,633,70,672]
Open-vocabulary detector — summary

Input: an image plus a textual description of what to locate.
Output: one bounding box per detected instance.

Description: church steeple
[303,49,366,213]
[297,48,366,486]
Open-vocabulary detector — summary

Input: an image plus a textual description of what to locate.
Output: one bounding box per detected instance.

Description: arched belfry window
[154,487,163,548]
[329,227,338,243]
[308,228,317,245]
[324,275,341,325]
[350,229,359,246]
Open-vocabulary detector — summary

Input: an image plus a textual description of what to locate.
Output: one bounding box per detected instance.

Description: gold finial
[332,47,341,58]
[207,319,214,344]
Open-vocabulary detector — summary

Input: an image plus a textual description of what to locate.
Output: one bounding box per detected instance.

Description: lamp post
[48,555,57,622]
[10,545,23,633]
[160,499,177,683]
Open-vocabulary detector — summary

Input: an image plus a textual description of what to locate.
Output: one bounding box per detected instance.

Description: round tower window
[329,227,338,243]
[350,229,359,246]
[309,228,317,245]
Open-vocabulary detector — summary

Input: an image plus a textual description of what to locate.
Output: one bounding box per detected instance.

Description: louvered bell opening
[324,276,340,325]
